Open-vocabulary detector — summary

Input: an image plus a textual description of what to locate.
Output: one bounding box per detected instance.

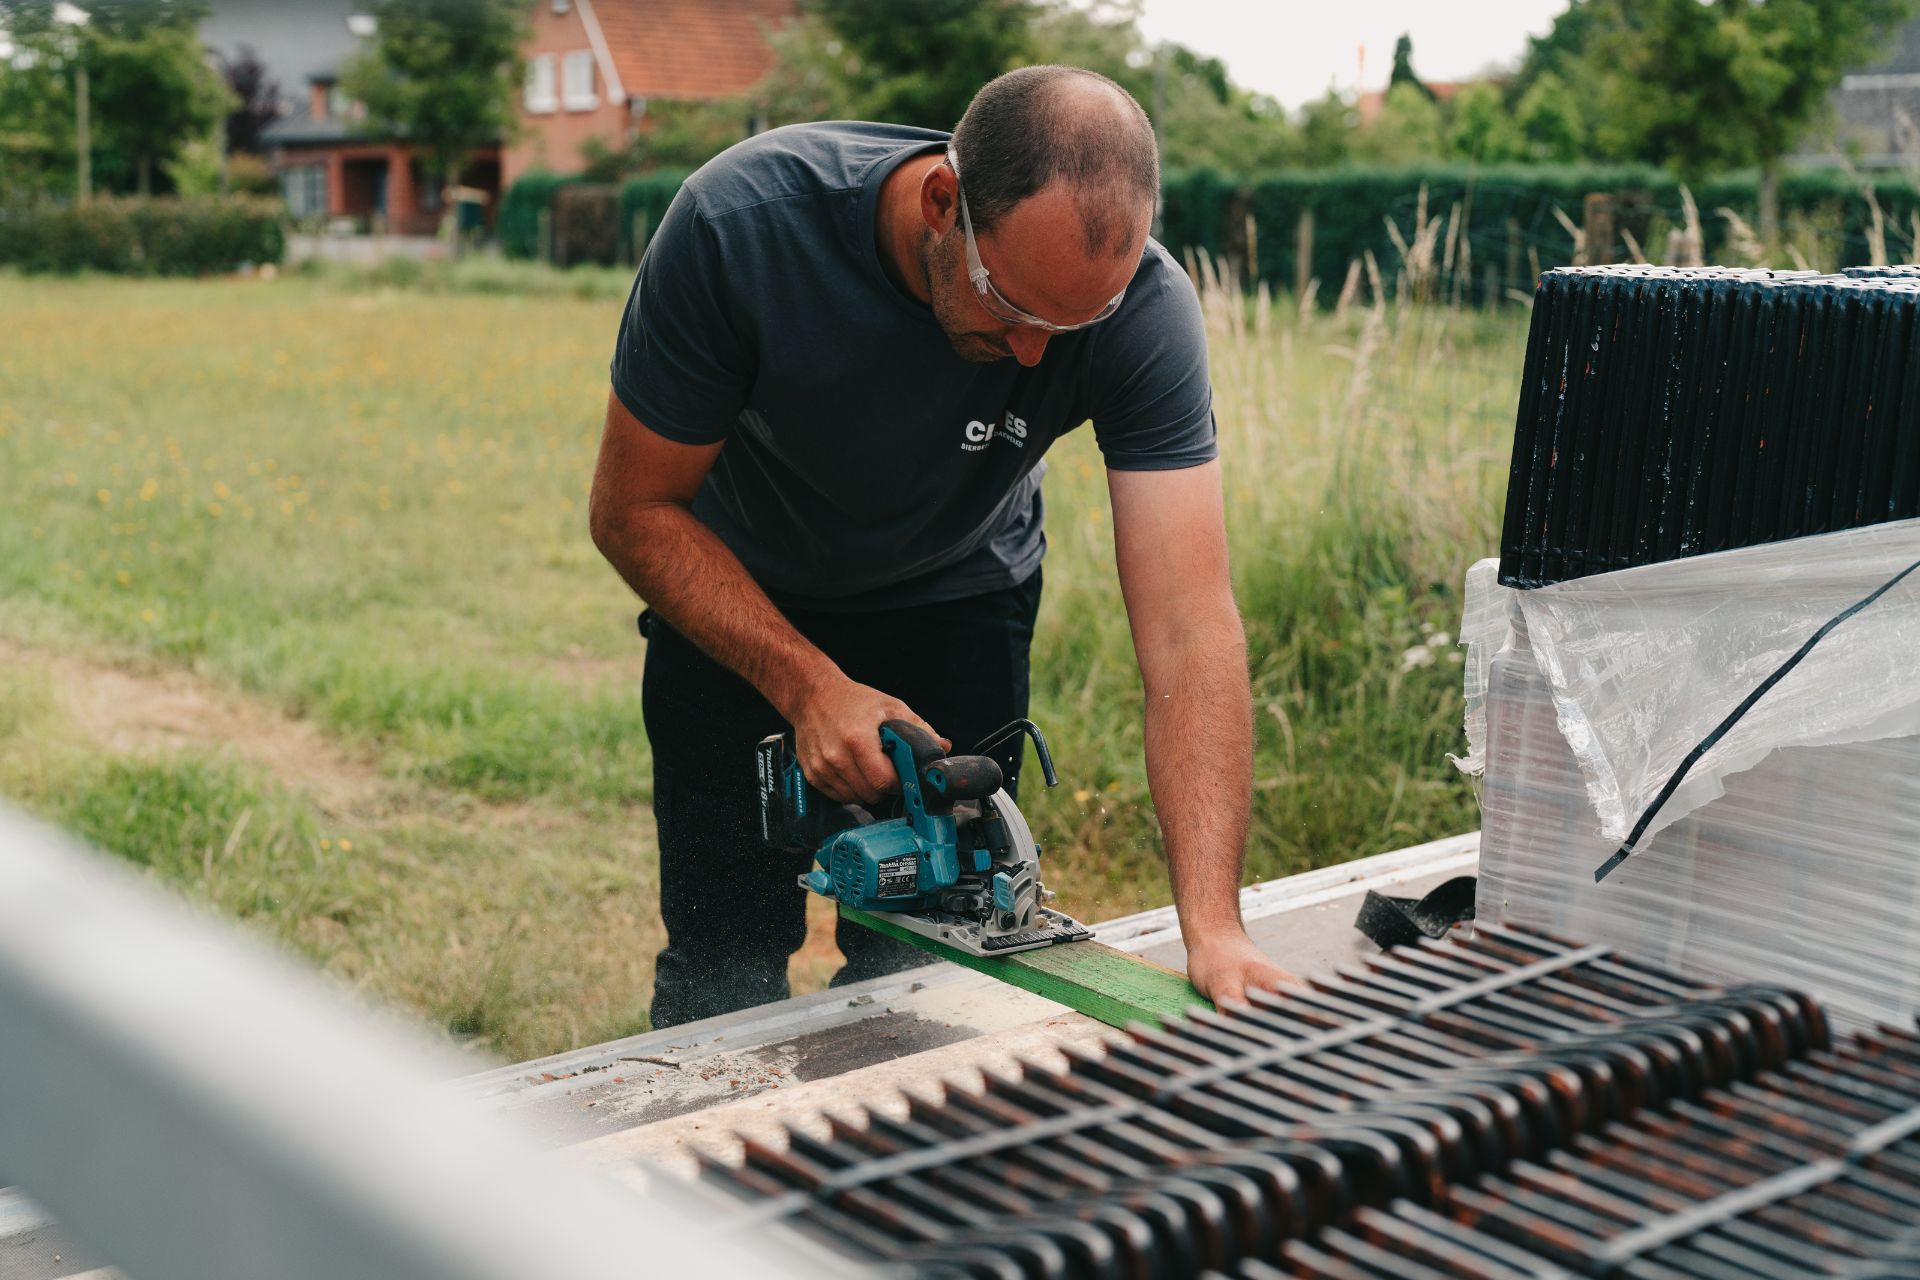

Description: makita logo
[960,412,1029,453]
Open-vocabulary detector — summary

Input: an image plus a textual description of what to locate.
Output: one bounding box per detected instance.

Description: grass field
[0,265,1526,1062]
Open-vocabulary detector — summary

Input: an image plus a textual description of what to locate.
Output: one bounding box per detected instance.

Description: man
[590,65,1297,1029]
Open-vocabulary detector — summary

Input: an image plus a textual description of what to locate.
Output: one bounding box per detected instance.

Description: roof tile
[590,0,795,102]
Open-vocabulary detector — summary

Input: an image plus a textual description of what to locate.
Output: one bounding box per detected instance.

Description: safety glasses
[946,148,1127,333]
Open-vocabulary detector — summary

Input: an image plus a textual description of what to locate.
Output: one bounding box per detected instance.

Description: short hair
[949,65,1159,257]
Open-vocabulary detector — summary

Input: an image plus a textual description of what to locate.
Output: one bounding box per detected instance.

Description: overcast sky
[1133,0,1570,108]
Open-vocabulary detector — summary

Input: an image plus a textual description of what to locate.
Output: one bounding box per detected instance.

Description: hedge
[497,170,577,260]
[617,169,692,259]
[501,169,692,263]
[1163,164,1920,297]
[0,196,285,275]
[502,162,1920,294]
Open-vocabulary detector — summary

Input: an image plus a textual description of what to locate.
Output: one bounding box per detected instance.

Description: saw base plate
[876,905,1091,957]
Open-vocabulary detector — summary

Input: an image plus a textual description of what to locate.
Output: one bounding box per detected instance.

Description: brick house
[505,0,793,187]
[263,75,502,234]
[258,0,790,235]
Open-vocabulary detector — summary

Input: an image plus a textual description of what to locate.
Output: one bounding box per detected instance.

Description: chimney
[310,80,330,122]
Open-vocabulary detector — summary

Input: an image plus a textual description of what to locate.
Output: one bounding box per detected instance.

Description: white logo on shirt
[960,412,1028,453]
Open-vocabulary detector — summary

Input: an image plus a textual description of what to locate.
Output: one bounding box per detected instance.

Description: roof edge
[574,0,628,106]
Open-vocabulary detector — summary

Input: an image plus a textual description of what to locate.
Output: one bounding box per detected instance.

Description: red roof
[590,0,794,103]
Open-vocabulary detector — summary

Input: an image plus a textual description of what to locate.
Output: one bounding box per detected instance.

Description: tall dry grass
[1025,231,1525,916]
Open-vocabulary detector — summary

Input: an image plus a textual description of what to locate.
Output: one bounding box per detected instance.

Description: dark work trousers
[642,568,1043,1030]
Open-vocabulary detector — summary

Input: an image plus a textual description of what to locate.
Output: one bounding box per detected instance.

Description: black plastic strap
[1594,553,1920,883]
[1354,876,1478,949]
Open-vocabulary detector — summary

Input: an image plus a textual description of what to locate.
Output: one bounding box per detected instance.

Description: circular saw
[756,718,1092,957]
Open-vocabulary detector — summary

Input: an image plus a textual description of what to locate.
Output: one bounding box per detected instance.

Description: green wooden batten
[841,905,1209,1029]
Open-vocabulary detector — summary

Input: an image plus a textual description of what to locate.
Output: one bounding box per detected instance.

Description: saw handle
[882,719,1004,811]
[882,718,947,773]
[924,756,1004,803]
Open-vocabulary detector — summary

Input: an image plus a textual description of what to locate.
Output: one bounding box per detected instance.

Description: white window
[524,54,556,113]
[561,50,597,111]
[280,166,326,219]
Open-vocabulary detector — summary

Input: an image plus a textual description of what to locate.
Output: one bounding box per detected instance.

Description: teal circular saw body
[757,719,1091,956]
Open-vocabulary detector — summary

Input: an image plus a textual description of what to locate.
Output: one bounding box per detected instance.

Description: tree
[215,43,279,155]
[1025,1,1297,173]
[758,10,869,125]
[1507,0,1615,106]
[1350,80,1446,164]
[796,0,1031,129]
[1517,0,1915,240]
[1389,33,1435,102]
[1296,89,1356,168]
[1513,70,1586,164]
[339,0,524,198]
[0,0,230,196]
[0,3,80,199]
[1447,80,1526,163]
[1594,0,1912,245]
[577,100,756,180]
[84,0,231,195]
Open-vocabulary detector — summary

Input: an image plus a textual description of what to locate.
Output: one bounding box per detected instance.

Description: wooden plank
[841,905,1208,1028]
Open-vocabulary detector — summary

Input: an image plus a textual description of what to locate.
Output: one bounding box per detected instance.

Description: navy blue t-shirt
[610,121,1216,610]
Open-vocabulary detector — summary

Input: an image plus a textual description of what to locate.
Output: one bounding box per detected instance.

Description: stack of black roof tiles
[1499,265,1920,588]
[1232,1021,1920,1279]
[700,926,1846,1277]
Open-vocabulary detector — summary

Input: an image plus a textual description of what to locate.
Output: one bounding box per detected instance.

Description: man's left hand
[1184,929,1303,1007]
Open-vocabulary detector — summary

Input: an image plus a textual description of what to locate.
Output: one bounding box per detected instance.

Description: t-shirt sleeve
[1086,251,1218,471]
[608,189,753,445]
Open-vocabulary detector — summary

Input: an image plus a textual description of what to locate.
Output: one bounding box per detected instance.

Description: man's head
[919,66,1159,366]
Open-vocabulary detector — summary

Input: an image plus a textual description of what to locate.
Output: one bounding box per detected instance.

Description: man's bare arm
[588,390,940,803]
[1108,461,1299,1004]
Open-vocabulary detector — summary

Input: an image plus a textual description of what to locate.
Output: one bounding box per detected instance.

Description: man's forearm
[1141,615,1254,940]
[590,500,834,720]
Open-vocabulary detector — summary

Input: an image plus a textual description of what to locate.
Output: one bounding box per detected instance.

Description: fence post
[1583,192,1616,266]
[1294,208,1314,304]
[537,206,553,266]
[1506,217,1522,292]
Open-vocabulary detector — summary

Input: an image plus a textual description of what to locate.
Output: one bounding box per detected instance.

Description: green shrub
[617,169,692,258]
[497,171,577,259]
[501,169,694,263]
[0,196,284,275]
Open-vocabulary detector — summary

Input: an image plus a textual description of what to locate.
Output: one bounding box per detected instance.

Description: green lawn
[0,269,1524,1062]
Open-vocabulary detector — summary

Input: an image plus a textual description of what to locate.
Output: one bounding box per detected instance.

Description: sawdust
[4,638,381,815]
[597,1046,802,1125]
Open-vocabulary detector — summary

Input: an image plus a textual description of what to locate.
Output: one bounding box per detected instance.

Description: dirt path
[5,638,382,816]
[3,637,852,992]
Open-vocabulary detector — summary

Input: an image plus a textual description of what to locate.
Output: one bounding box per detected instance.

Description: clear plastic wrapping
[1463,522,1920,1026]
[1462,519,1920,843]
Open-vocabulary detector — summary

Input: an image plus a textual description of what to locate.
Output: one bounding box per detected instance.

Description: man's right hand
[790,675,947,806]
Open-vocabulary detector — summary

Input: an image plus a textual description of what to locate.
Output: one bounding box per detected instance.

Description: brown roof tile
[589,0,795,103]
